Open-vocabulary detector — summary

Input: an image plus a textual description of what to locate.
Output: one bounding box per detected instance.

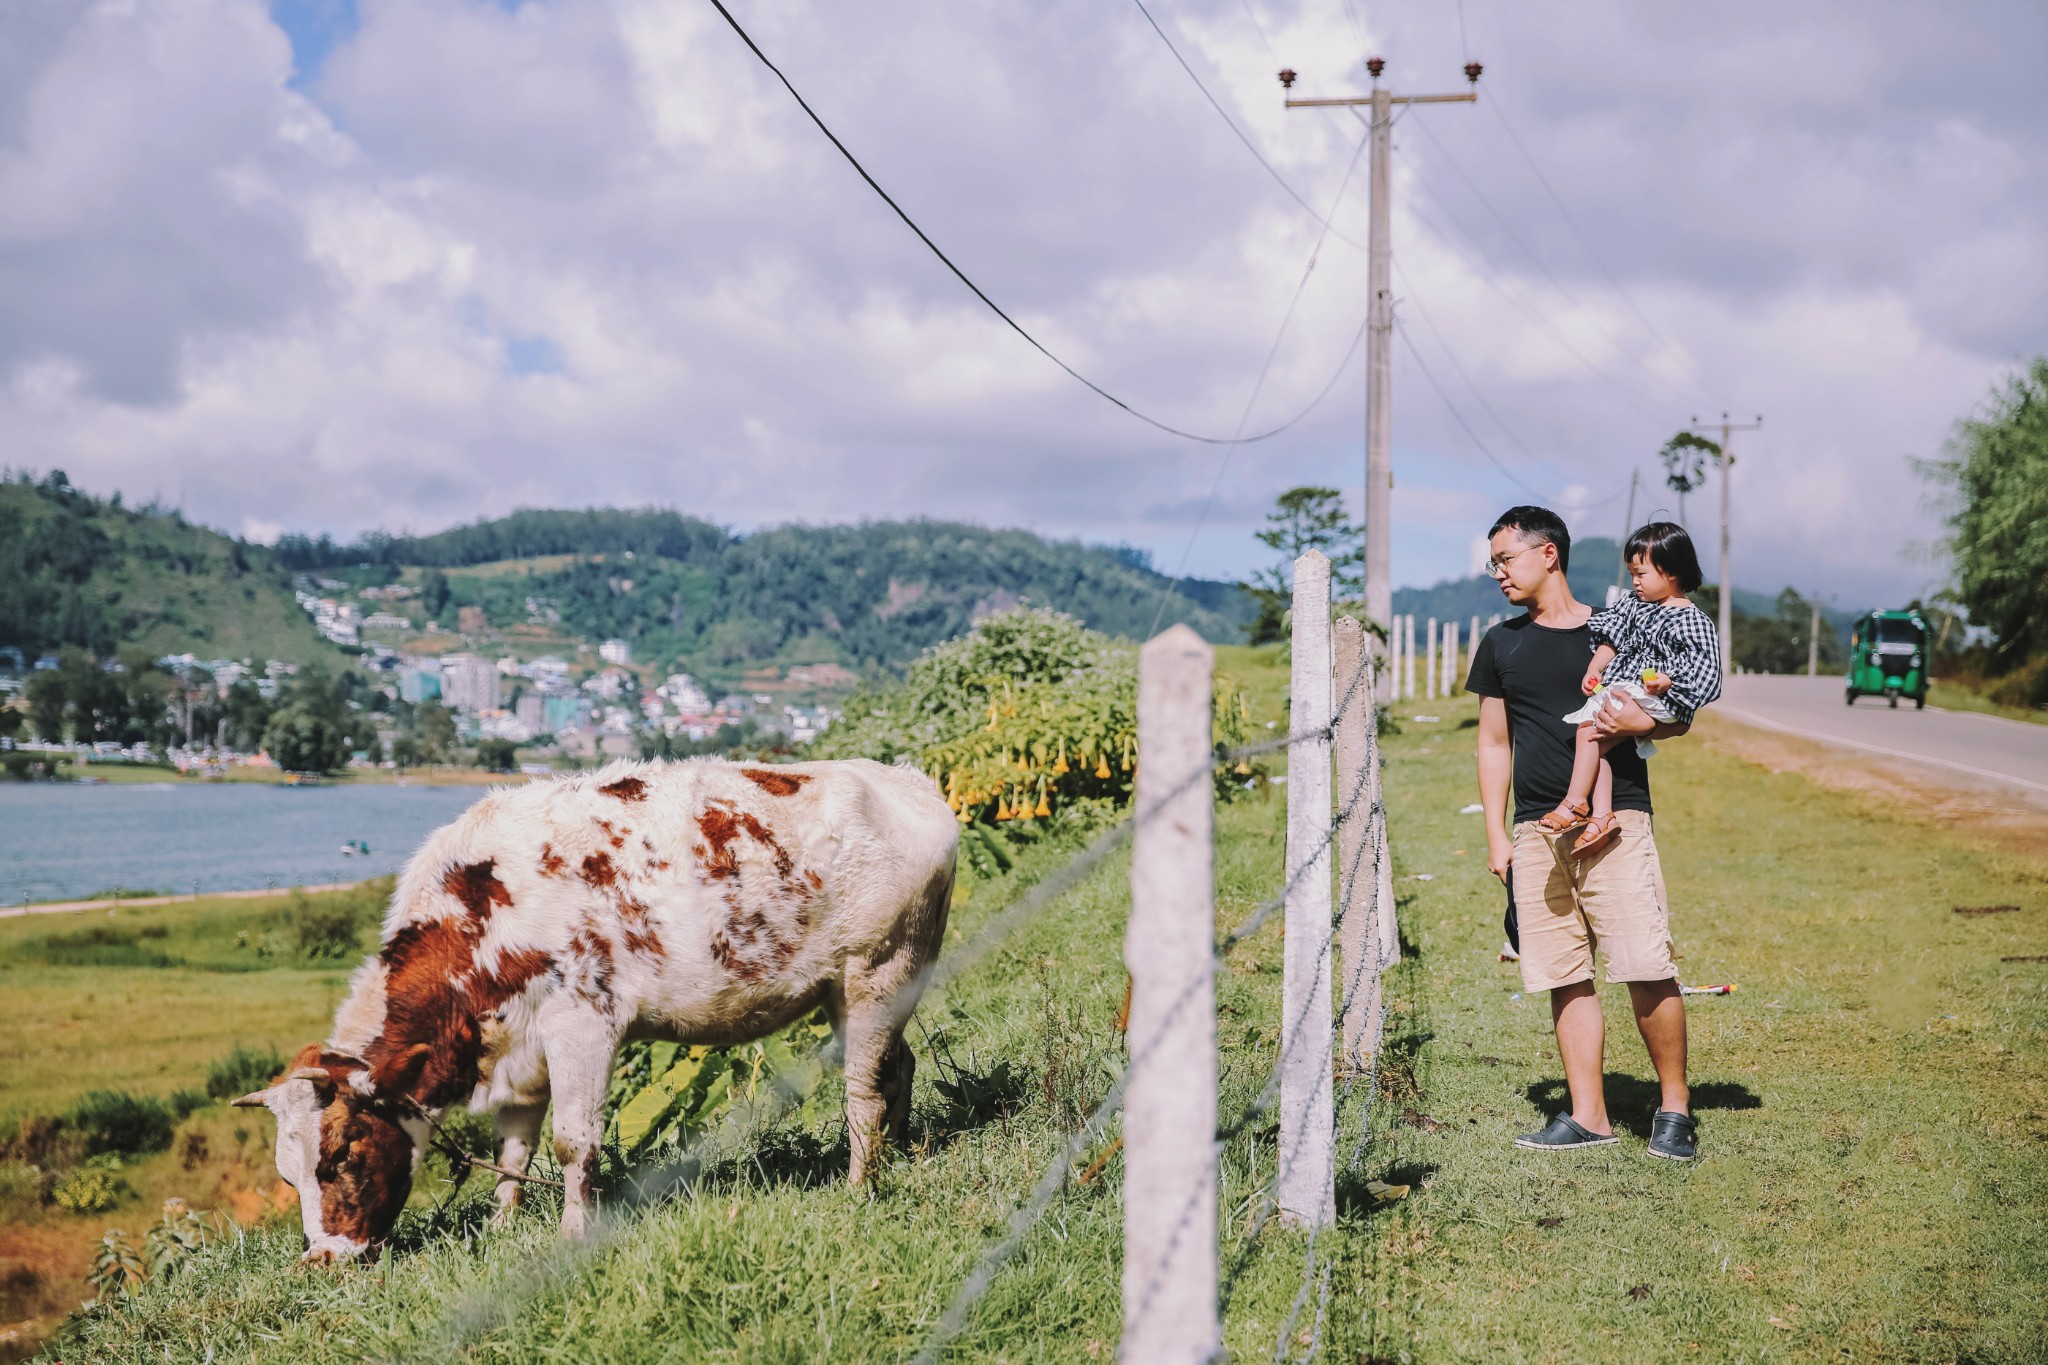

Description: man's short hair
[1487,505,1571,574]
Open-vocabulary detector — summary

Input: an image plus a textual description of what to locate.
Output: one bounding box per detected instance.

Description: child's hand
[1641,670,1672,696]
[1580,665,1604,697]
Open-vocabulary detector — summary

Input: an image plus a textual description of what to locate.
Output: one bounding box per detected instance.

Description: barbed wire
[417,631,1387,1361]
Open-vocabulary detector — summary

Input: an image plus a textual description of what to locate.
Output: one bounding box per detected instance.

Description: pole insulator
[1464,60,1483,84]
[1365,56,1385,79]
[1278,68,1297,89]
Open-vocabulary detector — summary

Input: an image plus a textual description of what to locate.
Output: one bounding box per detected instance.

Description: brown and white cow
[234,757,956,1261]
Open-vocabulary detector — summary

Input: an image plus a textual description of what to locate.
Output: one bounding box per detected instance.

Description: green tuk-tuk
[1846,610,1928,709]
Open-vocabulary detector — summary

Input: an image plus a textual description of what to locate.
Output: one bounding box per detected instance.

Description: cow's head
[234,1043,434,1262]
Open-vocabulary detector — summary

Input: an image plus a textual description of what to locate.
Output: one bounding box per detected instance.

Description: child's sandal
[1570,813,1620,861]
[1537,800,1591,834]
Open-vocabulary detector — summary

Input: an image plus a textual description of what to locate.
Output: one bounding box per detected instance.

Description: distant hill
[1393,536,1863,645]
[1,477,1257,676]
[0,472,343,665]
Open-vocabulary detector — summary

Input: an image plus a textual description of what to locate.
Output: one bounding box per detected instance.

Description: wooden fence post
[1122,625,1219,1363]
[1333,618,1379,1073]
[1279,551,1335,1228]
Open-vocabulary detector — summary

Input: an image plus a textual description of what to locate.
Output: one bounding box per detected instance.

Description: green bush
[70,1091,177,1157]
[27,924,179,969]
[54,1162,129,1215]
[813,607,1248,830]
[0,1160,49,1219]
[283,889,368,960]
[205,1043,285,1101]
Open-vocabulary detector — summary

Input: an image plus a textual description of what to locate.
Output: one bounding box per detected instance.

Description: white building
[440,654,502,713]
[599,638,632,666]
[657,673,713,714]
[582,667,635,701]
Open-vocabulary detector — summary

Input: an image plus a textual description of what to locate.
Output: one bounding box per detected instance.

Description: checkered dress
[1587,593,1722,724]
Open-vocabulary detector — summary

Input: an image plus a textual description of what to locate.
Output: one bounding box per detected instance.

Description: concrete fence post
[1425,618,1439,700]
[1468,614,1481,671]
[1390,616,1405,702]
[1403,614,1415,703]
[1442,622,1460,697]
[1279,551,1335,1229]
[1333,619,1380,1072]
[1122,625,1219,1363]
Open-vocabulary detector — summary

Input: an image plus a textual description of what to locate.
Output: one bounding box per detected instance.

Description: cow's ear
[370,1043,432,1098]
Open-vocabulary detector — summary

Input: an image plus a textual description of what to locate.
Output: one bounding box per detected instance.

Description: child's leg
[1590,751,1614,818]
[1537,722,1605,830]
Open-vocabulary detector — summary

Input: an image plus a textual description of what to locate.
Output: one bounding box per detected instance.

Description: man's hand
[1487,835,1512,885]
[1591,690,1656,738]
[1641,671,1673,697]
[1580,665,1604,697]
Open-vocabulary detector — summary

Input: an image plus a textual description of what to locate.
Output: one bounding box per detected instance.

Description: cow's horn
[231,1089,273,1108]
[289,1067,338,1085]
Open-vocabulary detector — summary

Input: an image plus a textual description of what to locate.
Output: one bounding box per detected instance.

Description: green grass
[0,889,378,1118]
[29,685,2048,1363]
[1926,677,2048,726]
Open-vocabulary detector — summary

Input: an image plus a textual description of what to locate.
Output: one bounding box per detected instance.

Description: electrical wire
[1482,93,1726,408]
[1146,126,1376,636]
[703,0,1352,447]
[1391,256,1572,484]
[1127,0,1368,252]
[1389,150,1672,422]
[1394,317,1634,510]
[1404,109,1701,411]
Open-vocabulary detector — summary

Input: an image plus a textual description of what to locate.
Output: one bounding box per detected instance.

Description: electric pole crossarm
[1286,92,1477,108]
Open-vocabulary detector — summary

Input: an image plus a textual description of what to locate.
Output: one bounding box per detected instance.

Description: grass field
[13,650,2047,1362]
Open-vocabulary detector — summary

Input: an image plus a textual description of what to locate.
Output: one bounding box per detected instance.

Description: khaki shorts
[1511,810,1676,993]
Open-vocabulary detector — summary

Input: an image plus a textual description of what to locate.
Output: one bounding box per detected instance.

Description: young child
[1537,521,1722,859]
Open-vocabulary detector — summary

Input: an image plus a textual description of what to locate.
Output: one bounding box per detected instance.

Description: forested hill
[0,472,340,665]
[0,475,1256,673]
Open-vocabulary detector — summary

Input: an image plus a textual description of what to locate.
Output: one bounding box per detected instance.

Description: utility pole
[1807,591,1826,678]
[1614,467,1639,600]
[1281,58,1481,641]
[1689,411,1762,680]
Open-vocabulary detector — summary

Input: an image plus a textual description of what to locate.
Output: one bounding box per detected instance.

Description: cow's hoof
[489,1203,520,1231]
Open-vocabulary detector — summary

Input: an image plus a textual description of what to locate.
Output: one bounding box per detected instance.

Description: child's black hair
[1624,521,1704,592]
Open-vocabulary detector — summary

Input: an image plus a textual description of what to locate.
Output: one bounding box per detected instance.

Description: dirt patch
[1698,713,2048,858]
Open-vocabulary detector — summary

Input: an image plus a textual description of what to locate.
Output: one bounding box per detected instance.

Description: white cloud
[0,0,2041,610]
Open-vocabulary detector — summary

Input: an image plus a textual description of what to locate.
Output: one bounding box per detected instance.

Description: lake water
[0,782,489,906]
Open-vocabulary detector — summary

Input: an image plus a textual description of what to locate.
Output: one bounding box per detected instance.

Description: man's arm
[1476,696,1514,884]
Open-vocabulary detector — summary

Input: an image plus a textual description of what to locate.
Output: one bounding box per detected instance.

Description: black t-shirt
[1465,613,1653,825]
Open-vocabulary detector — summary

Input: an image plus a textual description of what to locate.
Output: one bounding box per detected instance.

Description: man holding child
[1465,505,1709,1161]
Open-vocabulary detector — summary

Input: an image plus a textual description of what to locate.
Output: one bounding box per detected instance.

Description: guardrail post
[1123,625,1219,1363]
[1333,618,1379,1073]
[1279,551,1335,1228]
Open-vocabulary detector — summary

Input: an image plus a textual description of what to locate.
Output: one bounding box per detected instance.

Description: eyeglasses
[1485,544,1543,577]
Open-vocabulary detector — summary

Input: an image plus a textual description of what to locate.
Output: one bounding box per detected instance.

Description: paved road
[0,880,363,920]
[1717,675,2048,798]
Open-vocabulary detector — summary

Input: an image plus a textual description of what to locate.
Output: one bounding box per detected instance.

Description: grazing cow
[234,757,956,1261]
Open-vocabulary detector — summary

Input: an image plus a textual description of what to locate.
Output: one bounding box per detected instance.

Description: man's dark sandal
[1647,1110,1699,1161]
[1514,1114,1619,1151]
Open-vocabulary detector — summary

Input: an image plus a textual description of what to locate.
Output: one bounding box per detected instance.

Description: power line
[703,0,1348,447]
[1392,257,1571,484]
[1404,109,1701,411]
[1482,93,1725,407]
[1394,317,1634,510]
[1391,160,1672,422]
[1146,127,1376,637]
[1127,0,1368,252]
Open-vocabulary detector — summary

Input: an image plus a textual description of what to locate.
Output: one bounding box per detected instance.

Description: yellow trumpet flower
[1094,758,1112,780]
[1034,795,1051,818]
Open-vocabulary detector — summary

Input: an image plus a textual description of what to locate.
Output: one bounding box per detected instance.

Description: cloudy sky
[2,0,2042,604]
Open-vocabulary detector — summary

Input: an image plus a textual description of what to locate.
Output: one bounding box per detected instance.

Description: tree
[262,704,349,774]
[412,701,456,764]
[420,568,451,622]
[474,738,518,772]
[1657,431,1720,532]
[1918,358,2048,668]
[1241,487,1365,644]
